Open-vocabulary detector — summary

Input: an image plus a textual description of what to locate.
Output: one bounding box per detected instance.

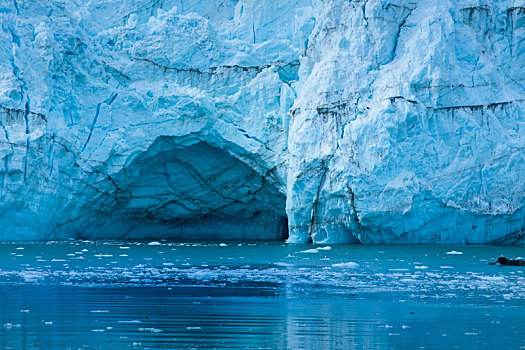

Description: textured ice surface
[0,1,524,243]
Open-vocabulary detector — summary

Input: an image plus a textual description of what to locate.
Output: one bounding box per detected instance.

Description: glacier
[0,0,524,244]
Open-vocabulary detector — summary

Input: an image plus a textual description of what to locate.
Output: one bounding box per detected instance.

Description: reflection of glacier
[0,0,524,244]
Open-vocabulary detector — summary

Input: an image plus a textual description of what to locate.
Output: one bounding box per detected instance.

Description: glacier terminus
[0,0,524,244]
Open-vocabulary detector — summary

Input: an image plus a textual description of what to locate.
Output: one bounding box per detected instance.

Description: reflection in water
[0,242,523,349]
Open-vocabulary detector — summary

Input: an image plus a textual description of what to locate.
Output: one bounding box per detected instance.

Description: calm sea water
[0,241,523,349]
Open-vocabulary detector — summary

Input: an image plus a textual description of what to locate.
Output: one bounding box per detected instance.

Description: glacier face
[0,0,524,244]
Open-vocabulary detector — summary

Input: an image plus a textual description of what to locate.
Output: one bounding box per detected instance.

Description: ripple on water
[0,242,523,349]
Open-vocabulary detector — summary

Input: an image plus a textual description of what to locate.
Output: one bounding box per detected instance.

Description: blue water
[0,242,523,349]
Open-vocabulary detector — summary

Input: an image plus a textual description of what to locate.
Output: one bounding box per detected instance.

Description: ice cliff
[0,0,524,244]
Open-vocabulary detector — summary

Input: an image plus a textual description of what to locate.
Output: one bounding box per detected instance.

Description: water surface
[0,242,523,349]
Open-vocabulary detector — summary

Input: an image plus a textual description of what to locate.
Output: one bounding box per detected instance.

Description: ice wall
[0,0,524,243]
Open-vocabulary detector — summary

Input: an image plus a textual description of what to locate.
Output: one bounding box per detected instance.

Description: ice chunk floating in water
[446,251,464,255]
[331,262,359,269]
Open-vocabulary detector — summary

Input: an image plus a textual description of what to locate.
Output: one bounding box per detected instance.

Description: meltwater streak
[0,242,523,349]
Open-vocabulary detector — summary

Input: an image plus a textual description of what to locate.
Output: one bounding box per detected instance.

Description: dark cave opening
[84,137,289,241]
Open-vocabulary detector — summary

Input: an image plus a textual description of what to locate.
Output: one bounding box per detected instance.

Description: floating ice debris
[91,329,105,332]
[20,271,43,282]
[426,273,441,278]
[43,321,53,325]
[464,332,479,336]
[446,251,463,255]
[138,328,163,333]
[316,246,331,251]
[414,266,428,269]
[163,263,174,266]
[274,262,294,267]
[332,262,359,268]
[20,310,30,313]
[4,323,21,329]
[299,249,319,254]
[379,325,393,329]
[90,310,110,313]
[119,254,128,257]
[188,270,219,281]
[187,326,202,330]
[51,259,66,262]
[475,276,504,281]
[147,241,161,246]
[94,254,113,258]
[119,246,130,249]
[400,278,416,283]
[15,247,24,250]
[118,320,142,324]
[219,243,227,247]
[440,266,454,269]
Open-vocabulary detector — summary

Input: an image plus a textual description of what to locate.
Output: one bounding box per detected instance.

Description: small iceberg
[331,262,359,268]
[138,328,163,333]
[300,249,319,254]
[446,251,463,255]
